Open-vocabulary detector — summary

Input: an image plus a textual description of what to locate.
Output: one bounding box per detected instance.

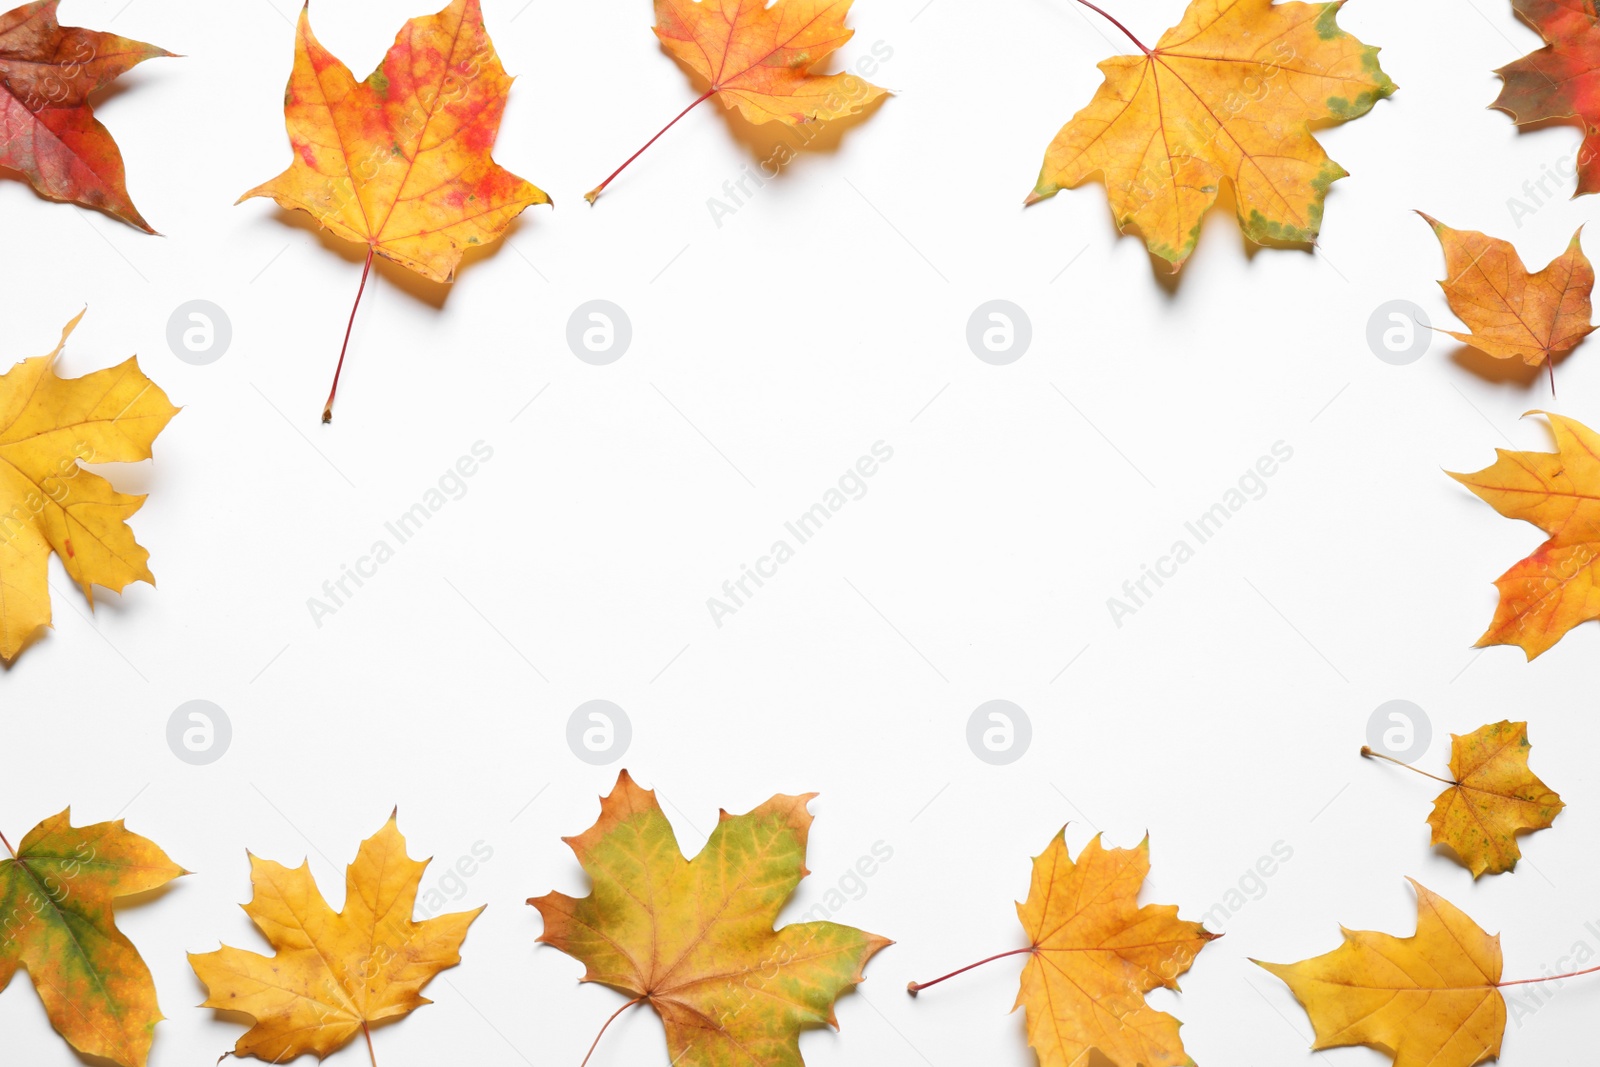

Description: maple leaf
[529,770,891,1067]
[189,813,482,1063]
[0,810,185,1067]
[0,312,179,664]
[1030,0,1395,271]
[1422,213,1593,386]
[240,0,549,421]
[1257,880,1506,1067]
[907,832,1217,1067]
[1364,721,1564,878]
[1494,0,1600,198]
[584,0,887,203]
[1448,411,1600,659]
[0,0,172,231]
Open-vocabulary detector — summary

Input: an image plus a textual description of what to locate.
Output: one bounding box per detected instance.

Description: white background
[3,0,1598,1064]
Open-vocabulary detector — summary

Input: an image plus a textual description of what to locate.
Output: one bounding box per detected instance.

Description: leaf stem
[1500,963,1600,987]
[362,1022,377,1067]
[324,246,375,424]
[585,88,717,204]
[906,947,1037,995]
[0,830,13,858]
[1548,358,1557,396]
[1070,0,1151,54]
[580,996,645,1067]
[1360,746,1458,788]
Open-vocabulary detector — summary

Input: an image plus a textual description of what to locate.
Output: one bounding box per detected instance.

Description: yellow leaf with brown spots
[1430,721,1562,877]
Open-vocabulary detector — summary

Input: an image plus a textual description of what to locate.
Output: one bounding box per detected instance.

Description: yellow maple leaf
[189,814,481,1063]
[1368,721,1563,878]
[586,0,887,202]
[0,312,178,663]
[1257,880,1505,1067]
[1030,0,1395,271]
[529,770,891,1067]
[908,832,1216,1067]
[1449,411,1600,659]
[1422,214,1594,383]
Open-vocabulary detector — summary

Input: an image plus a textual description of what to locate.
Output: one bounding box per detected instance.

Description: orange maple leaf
[586,0,887,203]
[1422,213,1594,389]
[240,0,548,421]
[1449,411,1600,659]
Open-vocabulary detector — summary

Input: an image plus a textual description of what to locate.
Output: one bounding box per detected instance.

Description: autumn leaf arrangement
[2,751,1595,1067]
[1248,722,1578,1067]
[11,1,1600,1066]
[2,776,896,1067]
[0,0,1411,664]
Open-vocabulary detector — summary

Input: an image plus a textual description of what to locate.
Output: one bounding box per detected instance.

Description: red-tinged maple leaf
[1495,0,1600,197]
[0,0,172,231]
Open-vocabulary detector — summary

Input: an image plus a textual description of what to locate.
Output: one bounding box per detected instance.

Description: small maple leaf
[189,814,482,1063]
[1364,721,1564,878]
[1030,0,1395,271]
[1422,213,1594,385]
[0,312,179,664]
[1257,880,1506,1067]
[908,832,1216,1067]
[585,0,888,203]
[0,0,172,231]
[1449,411,1600,659]
[241,0,549,421]
[530,770,891,1067]
[1494,0,1600,198]
[0,810,186,1067]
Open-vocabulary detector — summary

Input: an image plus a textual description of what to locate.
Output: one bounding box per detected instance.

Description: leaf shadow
[117,878,183,911]
[0,164,156,235]
[258,203,542,312]
[1447,339,1568,395]
[1055,175,1324,297]
[715,90,889,163]
[68,1046,140,1067]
